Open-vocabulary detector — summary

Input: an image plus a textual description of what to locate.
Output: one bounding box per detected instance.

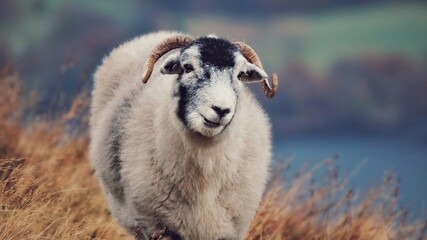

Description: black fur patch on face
[175,77,206,128]
[176,84,190,126]
[189,37,238,69]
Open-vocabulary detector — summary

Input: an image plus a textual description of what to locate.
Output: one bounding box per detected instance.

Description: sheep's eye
[184,64,194,73]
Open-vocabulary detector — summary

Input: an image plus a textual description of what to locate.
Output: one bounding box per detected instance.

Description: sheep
[90,31,278,240]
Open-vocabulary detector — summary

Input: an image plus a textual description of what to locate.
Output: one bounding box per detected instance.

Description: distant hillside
[185,3,427,72]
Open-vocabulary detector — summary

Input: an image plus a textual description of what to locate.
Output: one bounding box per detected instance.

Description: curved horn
[234,42,278,98]
[141,34,194,83]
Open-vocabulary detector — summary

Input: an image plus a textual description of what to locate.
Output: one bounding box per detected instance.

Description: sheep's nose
[212,105,231,118]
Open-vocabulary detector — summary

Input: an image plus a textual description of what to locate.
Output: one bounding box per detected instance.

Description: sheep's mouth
[203,117,220,128]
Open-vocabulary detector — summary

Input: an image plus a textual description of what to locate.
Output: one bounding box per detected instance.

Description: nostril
[212,106,231,118]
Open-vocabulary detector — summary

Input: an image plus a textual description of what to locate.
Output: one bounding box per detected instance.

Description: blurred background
[1,0,426,216]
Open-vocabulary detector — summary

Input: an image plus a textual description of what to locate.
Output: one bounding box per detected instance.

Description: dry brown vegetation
[1,66,426,240]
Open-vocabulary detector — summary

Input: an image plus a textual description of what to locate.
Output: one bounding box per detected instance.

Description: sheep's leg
[129,223,181,240]
[129,225,149,240]
[149,226,166,239]
[149,224,182,240]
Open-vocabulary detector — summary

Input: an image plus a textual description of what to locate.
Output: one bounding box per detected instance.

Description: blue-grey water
[274,135,427,216]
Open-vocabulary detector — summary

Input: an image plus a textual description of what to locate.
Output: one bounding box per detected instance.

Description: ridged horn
[234,42,278,98]
[141,34,194,83]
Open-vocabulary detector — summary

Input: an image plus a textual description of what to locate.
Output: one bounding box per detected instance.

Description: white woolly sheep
[90,31,278,240]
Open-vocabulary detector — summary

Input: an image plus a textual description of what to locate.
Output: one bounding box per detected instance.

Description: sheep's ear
[237,62,268,82]
[160,52,182,75]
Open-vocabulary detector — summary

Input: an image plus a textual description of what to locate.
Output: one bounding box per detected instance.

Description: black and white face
[161,36,267,137]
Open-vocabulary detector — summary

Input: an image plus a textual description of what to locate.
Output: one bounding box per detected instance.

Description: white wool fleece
[90,31,272,240]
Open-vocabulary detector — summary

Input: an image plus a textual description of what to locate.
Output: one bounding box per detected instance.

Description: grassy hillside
[301,3,427,72]
[1,67,426,239]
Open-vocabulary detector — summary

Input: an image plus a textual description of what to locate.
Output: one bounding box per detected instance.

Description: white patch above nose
[184,69,237,137]
[196,70,236,127]
[207,72,235,110]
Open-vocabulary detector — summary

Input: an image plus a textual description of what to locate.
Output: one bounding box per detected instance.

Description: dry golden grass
[0,66,426,240]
